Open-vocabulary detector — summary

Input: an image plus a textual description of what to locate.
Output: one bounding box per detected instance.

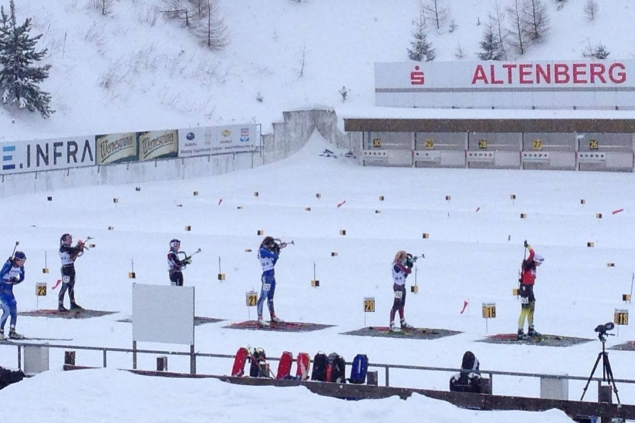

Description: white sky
[1,0,635,422]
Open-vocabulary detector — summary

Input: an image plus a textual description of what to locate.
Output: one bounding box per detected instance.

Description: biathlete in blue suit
[256,236,288,326]
[0,251,26,340]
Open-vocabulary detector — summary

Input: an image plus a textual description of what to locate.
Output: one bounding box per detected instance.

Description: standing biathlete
[0,251,26,340]
[517,241,544,340]
[167,239,191,286]
[257,236,287,326]
[389,250,415,332]
[58,234,86,311]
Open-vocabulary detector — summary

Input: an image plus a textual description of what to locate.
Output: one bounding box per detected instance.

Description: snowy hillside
[2,0,635,141]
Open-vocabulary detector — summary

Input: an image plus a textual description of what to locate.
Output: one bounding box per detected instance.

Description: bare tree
[454,43,465,59]
[490,0,508,60]
[89,0,113,16]
[160,0,192,27]
[583,0,599,22]
[506,0,526,55]
[521,0,550,42]
[423,0,450,31]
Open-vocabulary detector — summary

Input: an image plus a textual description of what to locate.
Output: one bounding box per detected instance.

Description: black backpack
[249,348,268,378]
[449,351,481,393]
[311,352,328,381]
[327,353,346,383]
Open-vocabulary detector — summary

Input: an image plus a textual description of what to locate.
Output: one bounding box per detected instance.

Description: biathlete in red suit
[518,242,544,340]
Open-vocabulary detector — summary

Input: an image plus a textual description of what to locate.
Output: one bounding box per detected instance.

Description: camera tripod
[580,334,620,404]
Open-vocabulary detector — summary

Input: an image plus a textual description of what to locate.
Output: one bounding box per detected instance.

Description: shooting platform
[117,316,224,326]
[479,333,593,347]
[20,309,118,319]
[610,341,635,351]
[342,326,461,340]
[226,320,334,332]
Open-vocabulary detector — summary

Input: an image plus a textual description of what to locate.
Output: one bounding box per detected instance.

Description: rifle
[70,236,94,260]
[177,248,202,266]
[7,241,19,261]
[406,253,425,268]
[272,239,294,254]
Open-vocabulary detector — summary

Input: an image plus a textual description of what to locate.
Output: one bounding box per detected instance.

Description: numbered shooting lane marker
[129,259,136,279]
[185,225,192,232]
[35,282,47,310]
[482,302,496,334]
[246,290,257,320]
[614,309,629,326]
[622,294,632,303]
[42,251,49,274]
[254,191,259,197]
[257,230,264,236]
[363,297,375,328]
[339,230,346,236]
[193,191,199,196]
[422,233,429,239]
[246,291,257,307]
[113,198,119,204]
[47,196,53,201]
[379,195,384,201]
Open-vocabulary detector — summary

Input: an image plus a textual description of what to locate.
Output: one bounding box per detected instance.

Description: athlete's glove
[272,243,281,254]
[184,259,192,265]
[523,240,529,248]
[10,277,20,283]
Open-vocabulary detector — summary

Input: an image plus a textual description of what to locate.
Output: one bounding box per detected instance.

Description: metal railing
[6,341,635,399]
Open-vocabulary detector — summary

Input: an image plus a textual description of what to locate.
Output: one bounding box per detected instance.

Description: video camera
[594,322,615,339]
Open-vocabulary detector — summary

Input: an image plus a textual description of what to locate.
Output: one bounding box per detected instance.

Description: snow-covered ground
[1,0,635,421]
[0,133,634,422]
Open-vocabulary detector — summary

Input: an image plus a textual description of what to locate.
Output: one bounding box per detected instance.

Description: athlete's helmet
[170,239,181,248]
[13,251,26,261]
[60,233,72,245]
[534,254,544,265]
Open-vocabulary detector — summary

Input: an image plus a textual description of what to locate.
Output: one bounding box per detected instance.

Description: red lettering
[490,64,503,84]
[519,64,532,84]
[609,63,626,84]
[589,63,606,83]
[410,65,424,85]
[472,65,488,84]
[554,64,570,83]
[535,64,550,84]
[502,64,517,84]
[573,63,587,83]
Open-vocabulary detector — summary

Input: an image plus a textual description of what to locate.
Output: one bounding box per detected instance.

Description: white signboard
[178,124,258,158]
[375,60,635,110]
[1,136,95,175]
[132,283,194,345]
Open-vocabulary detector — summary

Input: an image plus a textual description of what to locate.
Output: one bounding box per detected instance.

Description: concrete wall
[0,108,358,198]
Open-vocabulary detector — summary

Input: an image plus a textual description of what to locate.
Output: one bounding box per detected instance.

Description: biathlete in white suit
[389,250,416,332]
[257,236,287,326]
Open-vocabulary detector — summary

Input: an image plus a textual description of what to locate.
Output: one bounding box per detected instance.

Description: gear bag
[249,348,269,378]
[311,352,328,381]
[326,353,346,383]
[276,351,293,380]
[349,354,369,384]
[231,347,249,377]
[295,352,311,380]
[449,351,482,393]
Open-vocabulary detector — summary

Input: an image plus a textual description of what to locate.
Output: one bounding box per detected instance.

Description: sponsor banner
[1,136,96,175]
[375,60,635,110]
[138,130,178,161]
[96,132,138,165]
[178,124,258,158]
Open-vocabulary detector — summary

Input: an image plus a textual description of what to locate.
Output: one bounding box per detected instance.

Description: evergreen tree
[478,21,504,60]
[407,4,435,62]
[0,1,53,118]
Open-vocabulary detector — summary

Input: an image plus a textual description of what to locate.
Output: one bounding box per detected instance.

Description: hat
[14,251,26,260]
[534,254,544,264]
[169,239,181,248]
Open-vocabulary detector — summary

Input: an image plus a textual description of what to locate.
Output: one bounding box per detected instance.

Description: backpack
[276,351,293,380]
[295,352,311,380]
[249,348,268,378]
[327,353,346,384]
[311,352,328,381]
[231,347,249,377]
[449,351,481,393]
[349,354,369,384]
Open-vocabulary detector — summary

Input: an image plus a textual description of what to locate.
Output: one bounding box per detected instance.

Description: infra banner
[0,136,96,174]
